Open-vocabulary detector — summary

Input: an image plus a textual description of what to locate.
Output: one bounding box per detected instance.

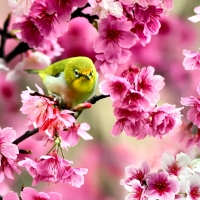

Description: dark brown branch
[71,3,98,23]
[0,13,11,57]
[0,28,17,39]
[13,128,39,145]
[87,94,110,104]
[19,149,32,154]
[5,42,30,62]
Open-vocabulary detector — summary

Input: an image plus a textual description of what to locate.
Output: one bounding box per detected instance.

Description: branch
[5,42,30,62]
[19,149,32,154]
[87,94,110,104]
[0,13,11,57]
[71,3,98,24]
[13,128,39,145]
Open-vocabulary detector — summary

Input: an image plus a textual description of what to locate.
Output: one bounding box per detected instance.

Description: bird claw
[50,94,66,109]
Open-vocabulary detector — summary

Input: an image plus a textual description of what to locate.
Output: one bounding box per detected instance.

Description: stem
[87,94,110,104]
[13,128,39,145]
[5,42,30,62]
[0,195,2,200]
[0,13,11,57]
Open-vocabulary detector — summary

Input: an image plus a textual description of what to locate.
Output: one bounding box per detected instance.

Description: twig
[13,128,39,145]
[71,3,98,23]
[0,13,11,57]
[87,94,110,104]
[5,42,30,62]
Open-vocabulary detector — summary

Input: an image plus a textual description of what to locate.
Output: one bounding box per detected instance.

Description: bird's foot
[50,94,66,109]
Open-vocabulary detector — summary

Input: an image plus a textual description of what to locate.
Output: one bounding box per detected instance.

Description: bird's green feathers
[25,56,98,108]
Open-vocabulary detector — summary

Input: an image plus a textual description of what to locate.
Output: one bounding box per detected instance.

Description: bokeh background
[0,1,200,199]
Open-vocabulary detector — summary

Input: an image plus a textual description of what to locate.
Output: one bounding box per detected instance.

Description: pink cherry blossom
[145,171,180,200]
[99,74,132,101]
[18,152,88,187]
[59,123,92,147]
[120,161,150,189]
[21,187,62,200]
[181,83,200,128]
[186,174,200,200]
[135,66,165,103]
[130,3,163,46]
[120,90,150,111]
[124,180,146,200]
[47,0,88,21]
[61,167,88,188]
[0,156,20,182]
[182,49,200,70]
[94,15,137,63]
[188,6,200,23]
[150,103,183,137]
[3,191,19,200]
[13,16,44,48]
[20,85,56,127]
[0,127,19,160]
[29,0,68,40]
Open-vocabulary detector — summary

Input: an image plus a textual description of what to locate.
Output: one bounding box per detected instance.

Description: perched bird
[26,56,98,109]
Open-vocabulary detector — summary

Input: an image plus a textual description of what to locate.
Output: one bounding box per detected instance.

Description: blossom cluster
[121,152,200,200]
[9,0,87,50]
[92,0,173,75]
[18,85,91,187]
[20,84,93,149]
[3,187,62,200]
[100,65,182,139]
[18,152,88,187]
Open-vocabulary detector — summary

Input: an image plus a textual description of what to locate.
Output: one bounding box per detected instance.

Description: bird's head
[64,57,98,94]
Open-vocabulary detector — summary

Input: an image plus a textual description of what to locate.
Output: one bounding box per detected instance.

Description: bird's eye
[90,71,93,77]
[74,69,80,78]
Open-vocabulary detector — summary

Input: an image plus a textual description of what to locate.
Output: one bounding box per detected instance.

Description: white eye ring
[74,69,79,78]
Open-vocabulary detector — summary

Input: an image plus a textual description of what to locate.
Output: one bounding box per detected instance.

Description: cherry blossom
[182,49,200,70]
[59,123,92,147]
[21,187,62,200]
[186,174,200,200]
[120,161,150,190]
[145,171,180,200]
[20,85,56,127]
[18,152,88,187]
[181,83,200,128]
[88,0,123,19]
[161,152,191,178]
[94,15,137,63]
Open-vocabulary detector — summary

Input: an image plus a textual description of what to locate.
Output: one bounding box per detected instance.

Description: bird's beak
[85,74,90,80]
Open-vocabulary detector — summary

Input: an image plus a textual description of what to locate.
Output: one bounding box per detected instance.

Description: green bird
[26,56,98,109]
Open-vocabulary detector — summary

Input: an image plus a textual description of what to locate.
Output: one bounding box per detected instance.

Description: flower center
[106,29,121,43]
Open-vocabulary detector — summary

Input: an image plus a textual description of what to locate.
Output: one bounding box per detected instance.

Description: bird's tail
[24,69,40,74]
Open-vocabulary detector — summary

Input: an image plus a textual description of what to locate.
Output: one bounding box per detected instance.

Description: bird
[26,56,98,109]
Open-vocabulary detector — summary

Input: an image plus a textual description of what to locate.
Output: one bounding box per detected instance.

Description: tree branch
[5,42,30,62]
[19,149,32,154]
[87,94,110,104]
[13,128,39,145]
[0,13,11,57]
[71,3,98,24]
